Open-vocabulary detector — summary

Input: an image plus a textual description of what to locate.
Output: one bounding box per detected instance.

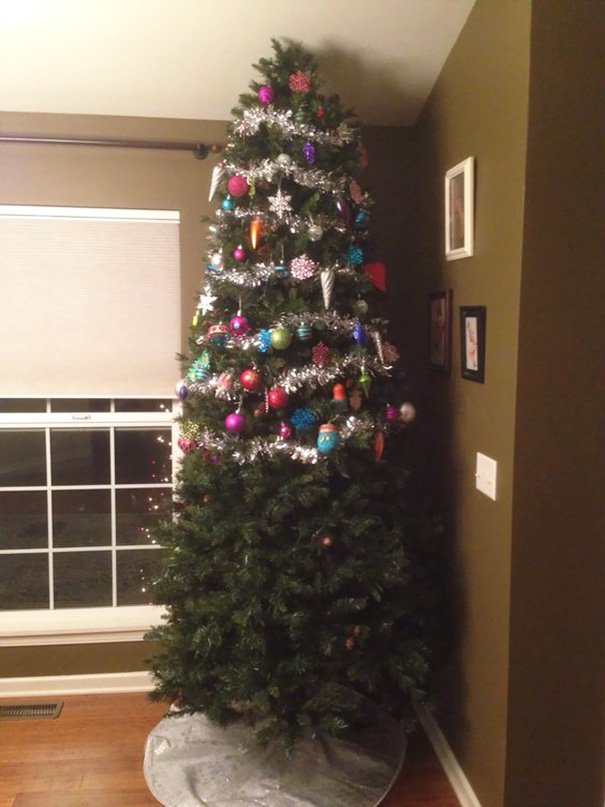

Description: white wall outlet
[476,452,498,500]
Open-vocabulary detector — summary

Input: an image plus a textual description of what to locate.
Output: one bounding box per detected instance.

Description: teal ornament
[188,356,210,382]
[354,210,370,230]
[291,408,316,430]
[221,196,234,211]
[347,245,364,267]
[258,329,272,353]
[317,423,339,454]
[296,324,313,342]
[274,263,288,277]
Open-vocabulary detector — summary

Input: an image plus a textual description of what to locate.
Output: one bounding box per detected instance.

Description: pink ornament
[257,85,274,105]
[268,387,289,409]
[289,254,317,280]
[233,245,246,261]
[225,412,245,434]
[385,404,399,422]
[382,342,400,364]
[230,315,250,335]
[227,175,249,197]
[289,70,311,93]
[279,422,292,439]
[349,180,363,205]
[178,437,196,453]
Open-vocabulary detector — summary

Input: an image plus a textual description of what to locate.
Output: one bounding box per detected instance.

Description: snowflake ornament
[197,289,217,315]
[268,188,293,219]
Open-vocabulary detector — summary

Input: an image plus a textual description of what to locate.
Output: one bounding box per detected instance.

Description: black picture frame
[428,290,452,373]
[459,306,486,382]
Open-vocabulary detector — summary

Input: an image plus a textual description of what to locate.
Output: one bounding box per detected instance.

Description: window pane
[0,399,46,413]
[51,429,110,486]
[50,399,111,412]
[53,551,112,608]
[0,430,46,486]
[116,489,169,546]
[116,548,164,606]
[0,491,48,549]
[52,490,111,548]
[114,399,172,413]
[0,554,49,610]
[115,429,171,484]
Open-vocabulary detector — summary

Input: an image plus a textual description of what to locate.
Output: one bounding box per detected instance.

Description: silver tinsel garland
[231,106,356,146]
[224,158,349,194]
[203,262,360,289]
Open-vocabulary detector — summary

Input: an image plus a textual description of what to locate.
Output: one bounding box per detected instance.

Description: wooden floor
[0,693,459,806]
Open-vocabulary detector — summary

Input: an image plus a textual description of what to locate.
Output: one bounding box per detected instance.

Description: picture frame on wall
[460,306,486,382]
[445,156,474,260]
[428,290,452,373]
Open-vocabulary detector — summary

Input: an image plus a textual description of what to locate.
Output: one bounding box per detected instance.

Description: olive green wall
[506,3,604,805]
[410,2,531,804]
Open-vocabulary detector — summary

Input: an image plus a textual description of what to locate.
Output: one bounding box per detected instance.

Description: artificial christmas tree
[146,40,441,756]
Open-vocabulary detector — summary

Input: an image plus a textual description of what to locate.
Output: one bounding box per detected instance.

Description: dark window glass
[53,551,112,608]
[116,548,164,606]
[0,554,49,610]
[114,399,172,413]
[52,490,111,547]
[50,399,111,413]
[114,429,171,484]
[0,491,48,550]
[0,430,46,486]
[116,489,169,546]
[51,430,110,486]
[0,399,46,413]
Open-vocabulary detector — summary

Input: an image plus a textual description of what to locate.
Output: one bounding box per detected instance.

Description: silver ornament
[399,402,417,424]
[371,330,385,365]
[276,153,292,167]
[320,268,335,309]
[308,224,323,241]
[354,299,369,315]
[210,252,223,269]
[208,163,224,202]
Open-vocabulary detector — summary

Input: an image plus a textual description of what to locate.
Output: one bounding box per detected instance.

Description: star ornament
[268,188,292,219]
[197,289,217,315]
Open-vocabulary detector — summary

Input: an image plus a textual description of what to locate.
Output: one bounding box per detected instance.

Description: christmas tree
[147,39,441,748]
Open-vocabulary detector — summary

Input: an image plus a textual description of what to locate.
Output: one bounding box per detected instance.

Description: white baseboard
[0,670,154,698]
[414,701,482,807]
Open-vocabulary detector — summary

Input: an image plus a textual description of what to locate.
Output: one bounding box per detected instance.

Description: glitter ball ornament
[275,153,292,167]
[257,85,274,104]
[399,402,417,423]
[312,341,330,365]
[221,196,234,212]
[270,327,292,350]
[240,369,261,392]
[268,387,289,409]
[347,245,364,267]
[386,404,399,422]
[308,223,323,241]
[208,323,230,345]
[302,141,316,165]
[230,314,250,335]
[232,245,246,261]
[290,254,317,280]
[291,408,316,430]
[296,324,313,342]
[225,412,245,434]
[289,70,311,93]
[257,329,272,353]
[227,175,249,197]
[317,423,339,454]
[175,380,188,400]
[279,422,292,439]
[332,383,348,410]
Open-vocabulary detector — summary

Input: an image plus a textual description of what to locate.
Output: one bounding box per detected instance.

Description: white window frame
[0,398,181,646]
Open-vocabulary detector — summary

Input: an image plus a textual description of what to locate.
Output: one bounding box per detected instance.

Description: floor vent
[0,702,63,720]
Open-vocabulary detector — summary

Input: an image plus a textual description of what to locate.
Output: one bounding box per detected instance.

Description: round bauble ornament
[232,245,246,261]
[210,252,223,270]
[278,422,293,439]
[385,404,399,422]
[354,299,369,316]
[224,412,245,434]
[177,437,196,454]
[257,85,274,105]
[230,315,251,335]
[296,324,313,342]
[308,224,323,241]
[175,380,188,400]
[275,153,292,167]
[240,368,261,392]
[208,323,229,346]
[317,423,339,454]
[221,196,234,212]
[273,263,288,277]
[267,387,289,409]
[270,327,292,350]
[227,175,249,198]
[354,210,370,230]
[399,402,417,424]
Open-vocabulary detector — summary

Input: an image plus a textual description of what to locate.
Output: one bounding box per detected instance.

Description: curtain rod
[0,133,223,159]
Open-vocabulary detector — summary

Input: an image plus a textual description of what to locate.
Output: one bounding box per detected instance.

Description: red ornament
[332,383,348,410]
[374,430,385,461]
[289,70,311,93]
[227,175,249,197]
[267,387,289,409]
[312,341,331,365]
[363,262,387,292]
[240,369,261,392]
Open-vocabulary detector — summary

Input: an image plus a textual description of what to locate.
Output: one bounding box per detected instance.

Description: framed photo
[445,157,474,260]
[428,290,452,373]
[460,306,486,382]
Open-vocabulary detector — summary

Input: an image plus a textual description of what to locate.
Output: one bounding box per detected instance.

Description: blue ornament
[274,263,288,277]
[302,141,316,165]
[354,210,370,230]
[296,324,313,342]
[258,329,272,353]
[346,245,364,267]
[221,196,234,211]
[317,423,339,454]
[353,320,367,346]
[291,408,316,430]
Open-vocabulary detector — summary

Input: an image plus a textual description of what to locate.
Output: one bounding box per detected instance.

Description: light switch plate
[476,452,497,500]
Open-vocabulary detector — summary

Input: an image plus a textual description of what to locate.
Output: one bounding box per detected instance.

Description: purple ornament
[225,412,245,434]
[386,404,399,422]
[336,197,351,224]
[279,422,293,439]
[258,85,274,105]
[302,141,316,165]
[230,315,250,335]
[233,245,246,261]
[175,380,188,400]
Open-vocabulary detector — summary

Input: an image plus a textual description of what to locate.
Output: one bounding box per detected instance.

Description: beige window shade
[0,206,181,397]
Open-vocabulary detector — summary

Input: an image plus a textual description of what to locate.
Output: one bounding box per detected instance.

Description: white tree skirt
[144,710,407,807]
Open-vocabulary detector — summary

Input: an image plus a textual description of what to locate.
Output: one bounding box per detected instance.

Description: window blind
[0,206,181,397]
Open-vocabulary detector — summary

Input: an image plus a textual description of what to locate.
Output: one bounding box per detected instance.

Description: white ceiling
[0,0,476,126]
